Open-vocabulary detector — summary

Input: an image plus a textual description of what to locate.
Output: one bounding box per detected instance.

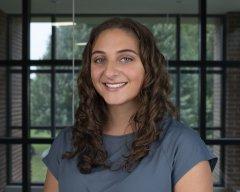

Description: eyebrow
[91,49,139,56]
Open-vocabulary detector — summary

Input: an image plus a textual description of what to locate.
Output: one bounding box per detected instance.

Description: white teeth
[105,82,127,88]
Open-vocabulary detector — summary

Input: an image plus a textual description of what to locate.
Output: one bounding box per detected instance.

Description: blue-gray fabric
[42,116,218,192]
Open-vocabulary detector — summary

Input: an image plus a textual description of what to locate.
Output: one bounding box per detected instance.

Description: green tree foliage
[151,22,176,60]
[30,74,51,126]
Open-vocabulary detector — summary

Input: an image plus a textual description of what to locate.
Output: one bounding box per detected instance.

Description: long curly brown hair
[62,17,179,174]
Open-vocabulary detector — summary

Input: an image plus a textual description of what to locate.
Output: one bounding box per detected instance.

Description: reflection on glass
[30,18,52,60]
[55,16,177,60]
[30,73,51,126]
[56,17,108,60]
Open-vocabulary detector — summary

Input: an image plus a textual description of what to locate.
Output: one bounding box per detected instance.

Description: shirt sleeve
[171,126,218,186]
[42,129,66,181]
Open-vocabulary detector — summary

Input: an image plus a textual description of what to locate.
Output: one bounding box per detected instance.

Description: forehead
[92,28,139,52]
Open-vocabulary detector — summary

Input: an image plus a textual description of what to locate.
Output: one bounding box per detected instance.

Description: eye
[93,57,105,64]
[120,57,133,63]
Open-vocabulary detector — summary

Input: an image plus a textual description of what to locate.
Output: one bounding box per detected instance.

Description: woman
[43,17,218,192]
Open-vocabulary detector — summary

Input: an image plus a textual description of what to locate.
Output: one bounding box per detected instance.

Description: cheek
[90,66,101,83]
[130,68,145,86]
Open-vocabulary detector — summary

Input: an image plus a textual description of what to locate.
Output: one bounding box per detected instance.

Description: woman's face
[90,28,145,106]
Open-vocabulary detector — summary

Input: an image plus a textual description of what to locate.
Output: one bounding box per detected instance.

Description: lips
[102,82,128,90]
[103,82,127,84]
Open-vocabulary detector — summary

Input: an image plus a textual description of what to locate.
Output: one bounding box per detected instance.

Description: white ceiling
[0,0,239,14]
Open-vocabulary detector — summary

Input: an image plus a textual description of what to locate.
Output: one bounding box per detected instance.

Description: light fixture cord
[72,0,75,125]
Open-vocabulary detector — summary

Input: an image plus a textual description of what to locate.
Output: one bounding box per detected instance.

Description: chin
[104,100,127,106]
[103,97,130,106]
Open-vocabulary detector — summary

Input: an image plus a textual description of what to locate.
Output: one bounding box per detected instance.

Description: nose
[103,61,119,78]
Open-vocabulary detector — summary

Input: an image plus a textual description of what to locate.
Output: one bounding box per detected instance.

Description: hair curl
[62,17,179,174]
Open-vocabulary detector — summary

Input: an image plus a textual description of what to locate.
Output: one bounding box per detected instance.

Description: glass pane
[0,0,22,60]
[11,71,22,128]
[134,17,176,60]
[0,66,6,137]
[207,0,240,61]
[55,72,78,126]
[207,130,221,139]
[9,16,22,60]
[11,128,22,138]
[0,10,8,60]
[30,129,51,138]
[206,67,222,128]
[169,67,177,105]
[75,0,198,14]
[207,17,223,61]
[32,0,72,14]
[30,17,52,60]
[0,144,7,189]
[73,16,176,60]
[55,17,75,60]
[224,145,240,190]
[10,144,22,183]
[31,144,50,183]
[31,0,73,60]
[30,73,51,126]
[225,68,240,138]
[30,65,51,71]
[75,17,110,60]
[0,144,23,189]
[205,67,240,139]
[180,67,199,127]
[180,17,199,60]
[56,17,108,60]
[0,65,23,138]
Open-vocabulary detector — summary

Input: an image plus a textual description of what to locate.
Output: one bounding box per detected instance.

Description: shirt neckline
[102,115,171,140]
[102,132,135,139]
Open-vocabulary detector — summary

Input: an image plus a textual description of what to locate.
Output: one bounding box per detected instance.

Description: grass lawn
[31,129,51,182]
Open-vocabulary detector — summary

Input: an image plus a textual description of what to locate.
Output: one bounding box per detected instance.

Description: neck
[104,100,140,135]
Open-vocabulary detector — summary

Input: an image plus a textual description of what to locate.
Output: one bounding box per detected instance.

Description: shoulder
[156,116,218,185]
[54,127,73,151]
[158,116,210,157]
[42,127,73,181]
[157,115,202,147]
[156,115,218,168]
[56,127,72,139]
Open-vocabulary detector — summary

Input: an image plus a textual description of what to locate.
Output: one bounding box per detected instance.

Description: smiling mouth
[102,82,128,90]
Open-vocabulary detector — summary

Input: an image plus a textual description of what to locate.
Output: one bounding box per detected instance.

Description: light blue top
[42,116,218,192]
